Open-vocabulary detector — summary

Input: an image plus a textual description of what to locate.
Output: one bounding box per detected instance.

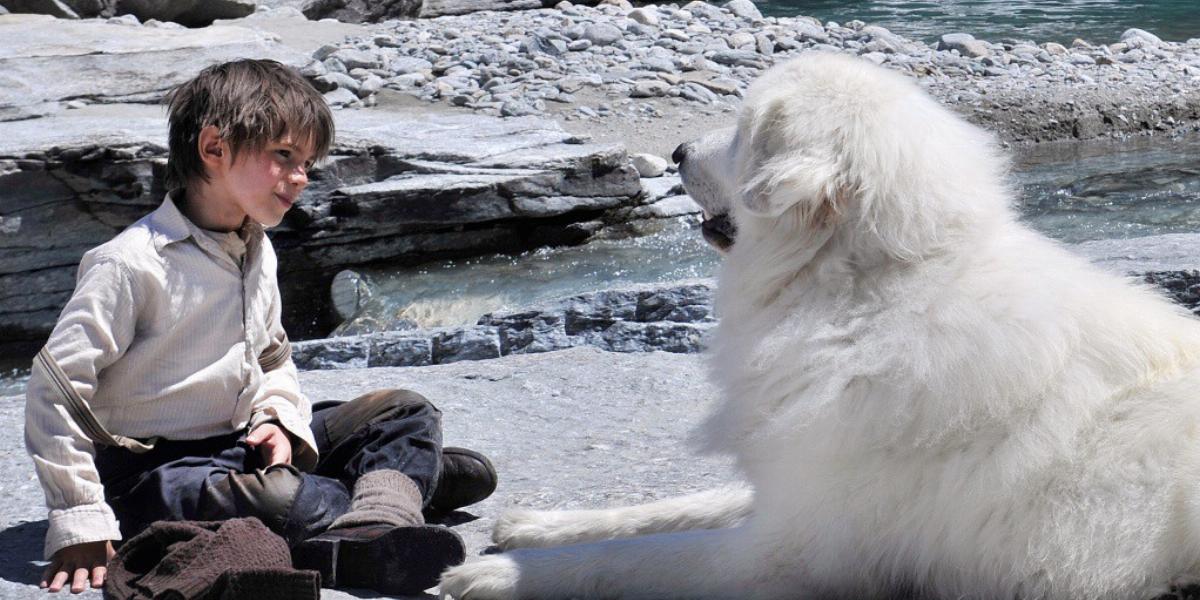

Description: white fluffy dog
[440,53,1200,599]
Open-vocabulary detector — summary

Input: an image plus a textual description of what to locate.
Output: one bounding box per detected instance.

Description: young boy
[24,59,497,596]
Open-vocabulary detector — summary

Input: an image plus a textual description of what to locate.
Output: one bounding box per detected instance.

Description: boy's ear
[197,125,228,171]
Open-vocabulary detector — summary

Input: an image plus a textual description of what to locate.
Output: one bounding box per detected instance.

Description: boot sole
[295,525,465,595]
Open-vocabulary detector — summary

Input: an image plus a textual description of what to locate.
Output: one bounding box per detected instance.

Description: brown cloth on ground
[103,517,320,600]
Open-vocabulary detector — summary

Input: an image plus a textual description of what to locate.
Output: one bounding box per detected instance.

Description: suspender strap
[35,337,292,453]
[34,347,159,454]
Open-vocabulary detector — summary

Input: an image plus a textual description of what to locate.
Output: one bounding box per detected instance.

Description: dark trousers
[94,389,442,546]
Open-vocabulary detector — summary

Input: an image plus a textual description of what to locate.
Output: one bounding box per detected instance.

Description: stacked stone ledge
[293,273,1200,371]
[292,280,716,369]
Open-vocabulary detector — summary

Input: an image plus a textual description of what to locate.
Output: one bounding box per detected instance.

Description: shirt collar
[148,191,192,251]
[149,191,265,252]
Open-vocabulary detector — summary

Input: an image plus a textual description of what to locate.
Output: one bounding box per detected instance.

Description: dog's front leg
[441,523,793,600]
[493,486,754,550]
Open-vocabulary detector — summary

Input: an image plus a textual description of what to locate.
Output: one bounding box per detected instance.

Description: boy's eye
[276,149,292,159]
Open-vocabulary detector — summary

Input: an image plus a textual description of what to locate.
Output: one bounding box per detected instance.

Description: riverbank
[278,0,1200,153]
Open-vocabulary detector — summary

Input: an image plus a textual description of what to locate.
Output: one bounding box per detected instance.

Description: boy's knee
[359,389,438,418]
[223,464,303,531]
[337,389,440,430]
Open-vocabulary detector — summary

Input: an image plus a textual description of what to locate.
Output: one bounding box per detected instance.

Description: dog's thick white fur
[440,53,1200,599]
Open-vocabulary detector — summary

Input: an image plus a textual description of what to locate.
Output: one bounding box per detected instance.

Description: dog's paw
[491,509,566,550]
[439,554,520,600]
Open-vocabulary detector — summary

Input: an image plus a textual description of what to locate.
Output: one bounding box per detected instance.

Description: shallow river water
[745,0,1199,45]
[332,135,1200,334]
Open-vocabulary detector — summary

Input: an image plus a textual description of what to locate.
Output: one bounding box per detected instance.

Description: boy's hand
[41,540,114,593]
[246,422,293,466]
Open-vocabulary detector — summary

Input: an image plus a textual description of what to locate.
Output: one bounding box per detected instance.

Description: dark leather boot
[431,447,498,513]
[293,523,465,595]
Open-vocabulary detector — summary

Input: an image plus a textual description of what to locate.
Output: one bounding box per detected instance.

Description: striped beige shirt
[24,194,318,559]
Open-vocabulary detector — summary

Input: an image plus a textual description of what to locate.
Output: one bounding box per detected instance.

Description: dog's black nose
[672,143,689,165]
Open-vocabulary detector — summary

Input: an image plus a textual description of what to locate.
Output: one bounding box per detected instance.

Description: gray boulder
[722,0,760,20]
[115,0,256,26]
[1121,28,1163,47]
[301,0,422,21]
[626,7,657,26]
[939,32,991,58]
[680,0,722,20]
[582,23,623,46]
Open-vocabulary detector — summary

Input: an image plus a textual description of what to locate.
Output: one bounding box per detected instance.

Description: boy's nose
[290,166,308,187]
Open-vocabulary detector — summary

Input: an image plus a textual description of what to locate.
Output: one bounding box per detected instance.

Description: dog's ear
[736,100,849,229]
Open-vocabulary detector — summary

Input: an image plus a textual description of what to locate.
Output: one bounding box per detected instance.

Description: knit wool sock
[328,469,425,530]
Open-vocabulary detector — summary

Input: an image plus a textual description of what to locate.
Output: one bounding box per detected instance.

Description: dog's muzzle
[701,214,737,251]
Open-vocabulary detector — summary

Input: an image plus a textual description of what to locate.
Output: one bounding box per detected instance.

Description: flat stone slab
[0,14,311,120]
[0,347,738,599]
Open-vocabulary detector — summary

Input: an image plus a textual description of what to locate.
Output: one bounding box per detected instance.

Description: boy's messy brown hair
[164,59,335,190]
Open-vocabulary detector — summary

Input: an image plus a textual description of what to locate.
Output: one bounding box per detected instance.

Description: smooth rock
[582,23,623,46]
[939,32,990,58]
[632,194,702,218]
[630,79,669,97]
[626,7,658,26]
[331,47,380,70]
[723,0,761,21]
[389,56,434,75]
[1121,28,1163,46]
[630,153,668,177]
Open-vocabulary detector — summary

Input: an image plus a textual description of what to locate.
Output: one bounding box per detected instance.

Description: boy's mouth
[275,193,295,207]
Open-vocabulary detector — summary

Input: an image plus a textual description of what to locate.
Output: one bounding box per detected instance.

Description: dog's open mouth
[701,213,737,251]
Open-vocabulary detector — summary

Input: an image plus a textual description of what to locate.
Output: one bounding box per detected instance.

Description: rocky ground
[0,347,737,599]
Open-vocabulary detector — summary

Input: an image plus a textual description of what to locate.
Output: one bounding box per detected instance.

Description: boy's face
[221,134,316,228]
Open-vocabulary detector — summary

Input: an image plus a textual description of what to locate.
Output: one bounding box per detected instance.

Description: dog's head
[676,53,1009,263]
